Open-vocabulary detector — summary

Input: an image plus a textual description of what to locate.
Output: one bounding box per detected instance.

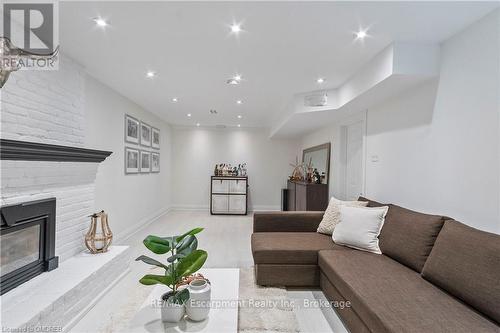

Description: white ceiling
[59,1,498,129]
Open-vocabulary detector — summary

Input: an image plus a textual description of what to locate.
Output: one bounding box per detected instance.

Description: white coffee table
[129,268,239,333]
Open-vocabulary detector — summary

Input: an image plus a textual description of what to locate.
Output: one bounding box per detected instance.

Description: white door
[344,121,364,200]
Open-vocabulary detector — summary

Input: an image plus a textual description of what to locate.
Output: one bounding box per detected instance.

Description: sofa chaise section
[252,211,336,286]
[319,248,499,333]
[251,198,500,333]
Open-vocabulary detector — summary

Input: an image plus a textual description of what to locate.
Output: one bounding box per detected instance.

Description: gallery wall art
[140,151,151,173]
[140,122,152,147]
[124,114,160,174]
[125,147,139,174]
[152,127,160,149]
[151,152,160,173]
[125,115,140,144]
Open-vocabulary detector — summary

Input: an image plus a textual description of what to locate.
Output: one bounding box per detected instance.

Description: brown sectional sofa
[251,198,500,333]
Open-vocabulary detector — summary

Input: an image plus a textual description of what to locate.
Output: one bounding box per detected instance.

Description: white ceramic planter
[185,279,211,321]
[160,292,185,323]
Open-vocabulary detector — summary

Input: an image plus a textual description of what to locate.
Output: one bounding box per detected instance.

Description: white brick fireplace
[1,57,100,263]
[1,160,98,262]
[0,56,130,330]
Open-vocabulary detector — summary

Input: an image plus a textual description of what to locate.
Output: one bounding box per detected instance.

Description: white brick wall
[1,56,85,146]
[1,161,99,262]
[0,56,101,262]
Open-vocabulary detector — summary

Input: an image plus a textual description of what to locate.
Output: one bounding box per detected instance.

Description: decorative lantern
[85,211,113,253]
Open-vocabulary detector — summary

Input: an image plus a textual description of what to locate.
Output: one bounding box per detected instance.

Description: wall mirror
[302,142,331,184]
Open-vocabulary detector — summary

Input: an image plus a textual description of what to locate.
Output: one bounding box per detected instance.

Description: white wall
[84,75,172,240]
[171,127,299,211]
[366,9,499,233]
[300,9,500,233]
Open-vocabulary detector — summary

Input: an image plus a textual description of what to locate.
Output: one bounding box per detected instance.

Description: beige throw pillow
[333,205,389,254]
[317,197,368,235]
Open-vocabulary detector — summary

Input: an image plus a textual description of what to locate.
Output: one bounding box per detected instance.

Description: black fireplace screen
[0,198,59,295]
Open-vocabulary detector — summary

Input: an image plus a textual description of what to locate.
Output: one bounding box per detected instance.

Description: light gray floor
[70,211,346,333]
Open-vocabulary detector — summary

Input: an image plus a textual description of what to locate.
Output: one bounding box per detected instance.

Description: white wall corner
[392,42,440,77]
[337,43,395,107]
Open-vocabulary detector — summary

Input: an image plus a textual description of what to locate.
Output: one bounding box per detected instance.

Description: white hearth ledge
[0,246,130,331]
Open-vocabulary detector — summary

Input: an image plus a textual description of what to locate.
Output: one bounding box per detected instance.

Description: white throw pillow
[332,205,389,254]
[317,197,368,235]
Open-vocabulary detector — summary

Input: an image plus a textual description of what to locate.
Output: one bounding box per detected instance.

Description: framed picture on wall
[125,147,139,174]
[151,152,160,172]
[125,115,140,144]
[140,151,151,173]
[140,122,152,147]
[152,127,160,149]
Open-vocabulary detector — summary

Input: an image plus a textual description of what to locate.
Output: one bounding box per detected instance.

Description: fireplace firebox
[0,198,59,295]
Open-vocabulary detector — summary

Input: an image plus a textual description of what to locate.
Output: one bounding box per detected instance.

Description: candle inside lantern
[94,235,104,250]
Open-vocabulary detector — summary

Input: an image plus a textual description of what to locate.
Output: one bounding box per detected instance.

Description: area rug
[238,267,300,333]
[85,267,300,332]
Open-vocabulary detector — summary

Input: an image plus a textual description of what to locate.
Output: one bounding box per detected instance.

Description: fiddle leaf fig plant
[136,227,207,305]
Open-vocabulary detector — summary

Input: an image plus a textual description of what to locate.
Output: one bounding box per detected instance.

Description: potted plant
[136,228,208,322]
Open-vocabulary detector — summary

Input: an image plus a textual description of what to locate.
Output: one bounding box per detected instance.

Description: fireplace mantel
[0,139,112,162]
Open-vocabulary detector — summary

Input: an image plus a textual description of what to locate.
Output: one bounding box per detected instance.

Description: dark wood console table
[287,180,328,211]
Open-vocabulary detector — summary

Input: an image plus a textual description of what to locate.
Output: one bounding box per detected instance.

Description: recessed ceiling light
[317,78,325,84]
[237,115,242,119]
[237,124,241,128]
[172,97,178,103]
[93,17,108,27]
[187,113,191,117]
[230,24,241,33]
[236,100,243,105]
[196,123,201,127]
[146,71,156,78]
[227,74,243,85]
[355,30,368,40]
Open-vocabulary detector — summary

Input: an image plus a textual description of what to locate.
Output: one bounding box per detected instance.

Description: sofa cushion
[379,204,445,272]
[422,220,500,324]
[319,249,499,333]
[251,232,337,264]
[253,211,324,233]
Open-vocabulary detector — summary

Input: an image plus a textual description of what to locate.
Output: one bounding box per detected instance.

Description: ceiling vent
[304,93,328,107]
[215,124,226,129]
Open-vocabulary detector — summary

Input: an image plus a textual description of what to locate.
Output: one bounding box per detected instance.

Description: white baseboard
[171,204,209,211]
[115,206,172,243]
[170,204,280,212]
[251,205,281,212]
